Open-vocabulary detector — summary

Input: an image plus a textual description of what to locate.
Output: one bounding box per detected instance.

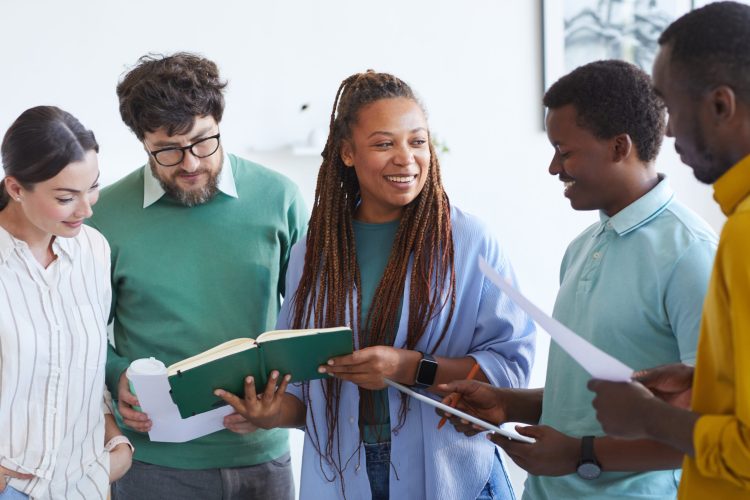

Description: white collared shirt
[0,224,112,499]
[142,151,238,208]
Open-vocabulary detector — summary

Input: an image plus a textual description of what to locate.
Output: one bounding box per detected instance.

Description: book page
[478,256,634,382]
[256,326,349,343]
[167,338,256,375]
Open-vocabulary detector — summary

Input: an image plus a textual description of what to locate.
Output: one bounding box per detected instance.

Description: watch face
[577,461,601,480]
[416,357,438,387]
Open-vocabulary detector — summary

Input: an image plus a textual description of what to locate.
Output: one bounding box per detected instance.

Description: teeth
[386,175,416,183]
[564,181,575,189]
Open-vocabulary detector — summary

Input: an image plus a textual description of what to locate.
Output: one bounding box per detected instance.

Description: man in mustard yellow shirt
[588,2,750,498]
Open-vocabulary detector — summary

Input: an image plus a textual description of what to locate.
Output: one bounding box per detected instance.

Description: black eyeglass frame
[146,133,222,167]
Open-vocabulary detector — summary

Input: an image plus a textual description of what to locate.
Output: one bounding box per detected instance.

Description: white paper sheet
[383,379,535,443]
[478,256,634,382]
[127,358,233,442]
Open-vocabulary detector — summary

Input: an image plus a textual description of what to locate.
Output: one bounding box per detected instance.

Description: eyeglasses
[145,133,221,167]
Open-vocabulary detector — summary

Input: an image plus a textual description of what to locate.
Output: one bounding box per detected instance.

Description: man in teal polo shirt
[440,60,716,499]
[88,52,307,500]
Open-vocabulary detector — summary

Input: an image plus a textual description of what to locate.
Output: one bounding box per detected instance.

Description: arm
[104,413,133,482]
[323,234,536,393]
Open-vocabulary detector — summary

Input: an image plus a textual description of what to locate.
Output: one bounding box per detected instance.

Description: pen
[437,362,480,430]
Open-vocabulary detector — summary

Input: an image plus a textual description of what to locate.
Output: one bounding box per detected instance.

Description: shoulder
[450,205,495,248]
[660,198,718,245]
[76,225,111,259]
[230,154,303,202]
[93,167,146,217]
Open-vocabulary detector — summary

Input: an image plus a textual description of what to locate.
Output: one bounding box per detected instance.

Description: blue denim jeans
[365,441,391,500]
[476,449,516,500]
[0,486,28,500]
[112,453,294,500]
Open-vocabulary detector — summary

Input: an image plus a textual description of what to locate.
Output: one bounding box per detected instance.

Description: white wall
[0,0,727,496]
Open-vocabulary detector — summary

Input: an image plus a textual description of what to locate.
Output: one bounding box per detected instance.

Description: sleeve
[276,241,306,404]
[279,187,309,299]
[663,238,717,363]
[468,235,536,390]
[693,217,750,488]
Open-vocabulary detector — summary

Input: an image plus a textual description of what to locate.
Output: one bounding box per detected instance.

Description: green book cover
[167,327,353,418]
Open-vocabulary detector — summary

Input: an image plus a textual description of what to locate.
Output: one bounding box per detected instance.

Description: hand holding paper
[478,256,633,382]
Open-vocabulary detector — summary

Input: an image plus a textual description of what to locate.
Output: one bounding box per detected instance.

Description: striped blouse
[0,224,112,499]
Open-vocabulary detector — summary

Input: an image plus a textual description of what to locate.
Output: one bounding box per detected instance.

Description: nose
[75,197,93,219]
[393,143,415,166]
[180,150,201,172]
[548,152,562,176]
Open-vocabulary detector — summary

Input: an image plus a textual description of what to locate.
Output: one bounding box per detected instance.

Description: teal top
[353,218,401,444]
[524,179,717,499]
[88,154,308,469]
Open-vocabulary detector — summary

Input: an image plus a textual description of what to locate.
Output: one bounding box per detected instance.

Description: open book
[167,326,353,418]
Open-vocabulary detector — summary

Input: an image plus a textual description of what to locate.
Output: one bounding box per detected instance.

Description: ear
[3,176,24,201]
[340,141,355,168]
[611,134,633,163]
[708,85,736,123]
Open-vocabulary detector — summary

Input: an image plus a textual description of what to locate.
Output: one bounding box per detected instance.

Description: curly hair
[543,60,665,162]
[659,1,750,103]
[116,52,227,140]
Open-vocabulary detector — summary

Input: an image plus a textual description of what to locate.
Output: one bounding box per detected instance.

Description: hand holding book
[215,370,296,430]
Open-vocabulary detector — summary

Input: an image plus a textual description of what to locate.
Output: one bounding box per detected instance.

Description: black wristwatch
[413,351,438,388]
[576,435,601,479]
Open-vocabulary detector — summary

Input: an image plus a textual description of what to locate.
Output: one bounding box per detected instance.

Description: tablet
[383,378,535,444]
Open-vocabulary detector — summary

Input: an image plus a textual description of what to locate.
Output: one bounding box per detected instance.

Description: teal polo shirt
[524,178,717,499]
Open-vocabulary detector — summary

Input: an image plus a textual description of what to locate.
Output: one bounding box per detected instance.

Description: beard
[685,121,732,185]
[149,158,221,207]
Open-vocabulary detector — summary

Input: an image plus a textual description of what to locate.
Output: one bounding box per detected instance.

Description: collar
[0,225,74,265]
[713,154,750,216]
[596,174,674,237]
[142,151,238,208]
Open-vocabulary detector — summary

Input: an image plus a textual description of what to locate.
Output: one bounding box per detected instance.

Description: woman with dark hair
[0,106,132,499]
[218,71,535,499]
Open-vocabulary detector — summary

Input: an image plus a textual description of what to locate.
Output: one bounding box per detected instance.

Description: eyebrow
[367,127,428,139]
[151,127,216,148]
[53,173,101,193]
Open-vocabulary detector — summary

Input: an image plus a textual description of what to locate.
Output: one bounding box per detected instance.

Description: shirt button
[349,417,354,424]
[593,252,602,259]
[606,221,613,229]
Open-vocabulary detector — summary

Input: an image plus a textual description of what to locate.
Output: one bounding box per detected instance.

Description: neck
[603,162,660,217]
[0,203,56,266]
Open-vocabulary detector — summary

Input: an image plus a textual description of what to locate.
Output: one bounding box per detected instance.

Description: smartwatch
[576,435,601,479]
[413,351,438,388]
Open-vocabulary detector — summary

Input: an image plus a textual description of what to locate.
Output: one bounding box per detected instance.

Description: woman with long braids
[217,71,535,499]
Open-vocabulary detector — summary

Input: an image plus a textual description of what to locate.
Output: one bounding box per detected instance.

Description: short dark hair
[543,60,665,162]
[659,1,750,102]
[1,106,98,210]
[117,52,227,140]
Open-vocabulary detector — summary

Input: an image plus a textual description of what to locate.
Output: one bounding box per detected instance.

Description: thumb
[515,424,541,438]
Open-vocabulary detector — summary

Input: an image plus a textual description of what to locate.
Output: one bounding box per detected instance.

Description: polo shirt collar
[713,153,750,216]
[142,151,238,208]
[598,174,674,236]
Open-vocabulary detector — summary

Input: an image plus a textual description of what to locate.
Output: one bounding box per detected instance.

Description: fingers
[118,400,151,432]
[223,413,258,434]
[215,383,250,416]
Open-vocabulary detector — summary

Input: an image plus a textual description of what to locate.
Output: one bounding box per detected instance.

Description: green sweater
[88,154,307,469]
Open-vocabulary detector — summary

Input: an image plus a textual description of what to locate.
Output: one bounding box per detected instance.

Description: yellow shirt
[680,154,750,498]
